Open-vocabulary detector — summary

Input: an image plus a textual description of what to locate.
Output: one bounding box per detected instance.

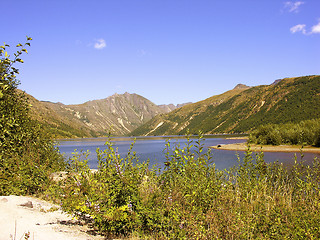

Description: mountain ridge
[25,75,319,138]
[27,92,180,138]
[130,75,320,136]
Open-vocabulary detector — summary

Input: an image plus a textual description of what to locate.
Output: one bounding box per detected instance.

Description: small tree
[0,37,64,195]
[0,38,32,157]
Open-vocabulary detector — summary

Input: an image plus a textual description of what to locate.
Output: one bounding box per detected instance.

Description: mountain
[158,102,192,112]
[27,92,174,138]
[130,75,320,136]
[25,93,94,138]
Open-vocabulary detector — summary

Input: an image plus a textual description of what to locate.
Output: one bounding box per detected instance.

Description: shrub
[0,38,64,195]
[48,134,320,239]
[250,119,320,146]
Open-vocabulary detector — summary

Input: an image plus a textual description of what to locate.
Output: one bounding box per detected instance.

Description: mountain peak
[233,84,250,90]
[111,92,135,97]
[271,79,283,85]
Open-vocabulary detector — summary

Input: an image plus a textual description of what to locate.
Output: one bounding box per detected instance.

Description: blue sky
[2,0,320,105]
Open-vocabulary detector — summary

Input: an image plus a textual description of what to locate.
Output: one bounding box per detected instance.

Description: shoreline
[210,142,320,153]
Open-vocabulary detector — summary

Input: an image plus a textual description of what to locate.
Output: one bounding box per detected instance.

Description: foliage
[0,38,64,195]
[48,134,320,239]
[249,118,320,146]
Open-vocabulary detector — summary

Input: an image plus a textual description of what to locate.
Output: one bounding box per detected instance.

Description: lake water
[57,136,320,170]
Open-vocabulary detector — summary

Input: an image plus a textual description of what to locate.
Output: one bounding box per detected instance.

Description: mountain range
[26,75,320,138]
[27,92,188,138]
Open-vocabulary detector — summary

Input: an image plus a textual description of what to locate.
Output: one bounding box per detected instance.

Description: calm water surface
[57,136,320,170]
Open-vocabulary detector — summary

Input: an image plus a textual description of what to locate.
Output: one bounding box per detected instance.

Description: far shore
[210,142,320,153]
[225,136,248,140]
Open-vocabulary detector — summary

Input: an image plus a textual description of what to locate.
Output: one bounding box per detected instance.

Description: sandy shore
[225,137,248,140]
[210,142,320,153]
[0,195,104,240]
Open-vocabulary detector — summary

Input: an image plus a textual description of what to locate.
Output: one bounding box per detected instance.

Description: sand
[210,142,320,153]
[0,195,104,240]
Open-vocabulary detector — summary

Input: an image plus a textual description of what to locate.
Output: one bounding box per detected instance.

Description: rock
[19,200,33,208]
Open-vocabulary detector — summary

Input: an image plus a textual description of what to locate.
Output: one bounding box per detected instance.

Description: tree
[0,38,32,157]
[0,37,64,195]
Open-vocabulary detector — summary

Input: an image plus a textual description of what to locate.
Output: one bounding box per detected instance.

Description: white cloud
[137,49,152,57]
[94,39,106,49]
[284,1,304,13]
[137,49,147,56]
[290,24,307,34]
[311,20,320,34]
[290,20,320,35]
[139,49,147,56]
[75,40,82,45]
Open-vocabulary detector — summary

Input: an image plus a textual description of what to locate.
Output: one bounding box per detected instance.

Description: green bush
[48,135,320,239]
[250,119,320,146]
[0,38,64,195]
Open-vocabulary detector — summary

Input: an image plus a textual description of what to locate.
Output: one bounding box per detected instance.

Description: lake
[57,136,320,170]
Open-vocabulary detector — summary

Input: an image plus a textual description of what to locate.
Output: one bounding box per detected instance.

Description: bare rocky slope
[27,92,186,138]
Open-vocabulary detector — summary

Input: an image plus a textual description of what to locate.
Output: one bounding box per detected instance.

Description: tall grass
[46,135,320,239]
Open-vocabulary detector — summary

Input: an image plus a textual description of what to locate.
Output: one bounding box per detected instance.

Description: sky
[2,0,320,105]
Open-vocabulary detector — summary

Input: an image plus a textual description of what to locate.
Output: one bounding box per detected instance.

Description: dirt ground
[210,142,320,153]
[0,195,105,240]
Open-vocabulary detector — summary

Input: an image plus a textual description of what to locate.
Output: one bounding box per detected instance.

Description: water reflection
[57,136,320,170]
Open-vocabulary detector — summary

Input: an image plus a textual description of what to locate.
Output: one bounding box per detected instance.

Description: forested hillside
[131,75,320,136]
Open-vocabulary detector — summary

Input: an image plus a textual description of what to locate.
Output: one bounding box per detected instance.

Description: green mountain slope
[130,75,320,136]
[26,93,99,138]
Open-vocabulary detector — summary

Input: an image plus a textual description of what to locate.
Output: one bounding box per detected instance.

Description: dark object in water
[217,145,221,148]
